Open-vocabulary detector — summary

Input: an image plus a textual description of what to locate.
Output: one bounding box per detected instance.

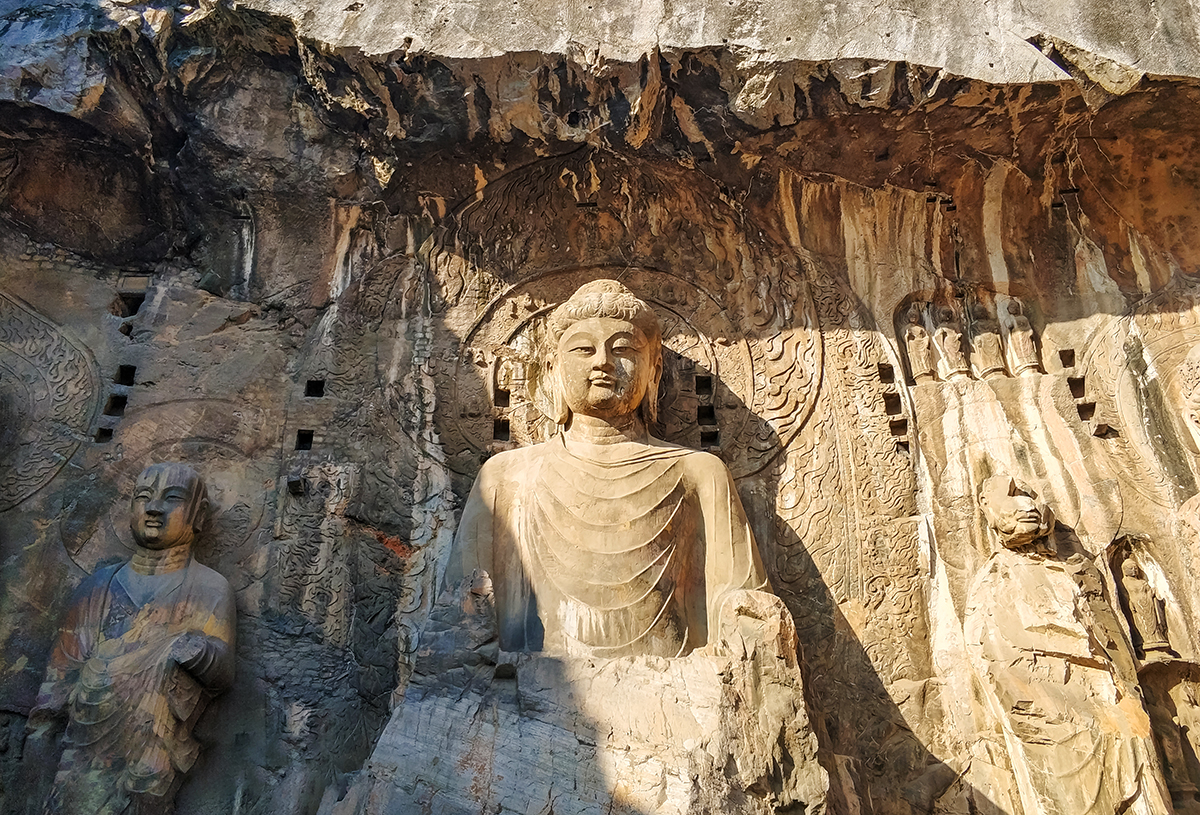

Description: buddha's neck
[130,543,192,575]
[564,413,648,445]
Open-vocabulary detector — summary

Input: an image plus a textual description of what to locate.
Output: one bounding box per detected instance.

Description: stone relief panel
[0,290,99,511]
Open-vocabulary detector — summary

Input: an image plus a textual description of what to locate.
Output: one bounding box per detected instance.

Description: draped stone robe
[964,548,1171,815]
[449,433,767,658]
[31,558,235,815]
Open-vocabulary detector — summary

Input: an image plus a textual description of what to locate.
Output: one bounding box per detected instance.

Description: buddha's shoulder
[187,560,235,596]
[474,445,545,479]
[647,439,731,475]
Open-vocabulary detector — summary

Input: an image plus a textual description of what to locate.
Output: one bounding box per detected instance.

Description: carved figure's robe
[32,559,235,815]
[964,549,1171,815]
[449,434,767,657]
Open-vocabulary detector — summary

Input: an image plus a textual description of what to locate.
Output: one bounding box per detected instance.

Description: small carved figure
[968,303,1007,379]
[1003,298,1041,375]
[1118,558,1174,659]
[902,304,936,383]
[933,306,969,381]
[26,463,235,815]
[965,474,1173,815]
[448,279,768,658]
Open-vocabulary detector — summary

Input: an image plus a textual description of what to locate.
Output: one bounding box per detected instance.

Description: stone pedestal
[323,591,827,815]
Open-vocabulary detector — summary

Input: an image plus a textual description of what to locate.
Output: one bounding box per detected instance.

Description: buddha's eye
[569,345,595,355]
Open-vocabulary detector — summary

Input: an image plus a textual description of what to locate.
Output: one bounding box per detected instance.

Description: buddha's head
[544,279,663,426]
[130,462,210,550]
[979,474,1053,549]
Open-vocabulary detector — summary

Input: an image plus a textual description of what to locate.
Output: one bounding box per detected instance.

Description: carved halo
[0,290,99,511]
[441,266,820,480]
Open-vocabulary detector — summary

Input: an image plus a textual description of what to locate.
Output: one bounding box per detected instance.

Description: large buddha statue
[447,279,768,659]
[26,463,236,815]
[342,280,826,815]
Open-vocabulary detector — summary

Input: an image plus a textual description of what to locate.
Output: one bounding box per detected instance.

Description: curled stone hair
[544,279,663,426]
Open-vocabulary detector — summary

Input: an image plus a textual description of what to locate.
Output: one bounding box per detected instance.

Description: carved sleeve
[29,566,118,720]
[181,581,237,692]
[694,454,769,641]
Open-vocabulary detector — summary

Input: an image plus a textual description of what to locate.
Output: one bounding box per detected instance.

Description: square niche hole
[695,374,714,398]
[700,429,720,448]
[1059,349,1076,368]
[305,380,326,398]
[114,365,136,386]
[493,418,511,441]
[697,405,717,426]
[103,394,128,417]
[94,427,114,443]
[883,392,902,415]
[494,387,511,408]
[878,363,895,384]
[1068,377,1086,399]
[109,292,146,317]
[295,430,314,451]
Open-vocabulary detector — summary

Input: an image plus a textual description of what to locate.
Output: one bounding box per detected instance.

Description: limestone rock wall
[5,1,1200,813]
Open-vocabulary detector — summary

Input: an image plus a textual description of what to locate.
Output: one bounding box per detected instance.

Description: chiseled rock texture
[6,0,1200,813]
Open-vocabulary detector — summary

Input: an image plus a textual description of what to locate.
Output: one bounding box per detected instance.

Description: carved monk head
[544,279,663,426]
[979,474,1053,549]
[130,463,210,550]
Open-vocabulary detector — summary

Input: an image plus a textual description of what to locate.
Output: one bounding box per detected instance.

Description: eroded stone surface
[8,1,1200,814]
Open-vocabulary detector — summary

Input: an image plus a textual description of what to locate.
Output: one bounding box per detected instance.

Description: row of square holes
[295,380,326,449]
[489,374,722,447]
[94,365,138,443]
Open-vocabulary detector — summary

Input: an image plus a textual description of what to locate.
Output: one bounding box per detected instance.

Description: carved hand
[169,631,210,672]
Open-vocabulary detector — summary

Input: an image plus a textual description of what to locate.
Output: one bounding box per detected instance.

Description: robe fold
[449,433,767,658]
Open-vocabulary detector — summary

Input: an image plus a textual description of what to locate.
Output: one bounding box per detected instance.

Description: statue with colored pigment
[27,463,235,815]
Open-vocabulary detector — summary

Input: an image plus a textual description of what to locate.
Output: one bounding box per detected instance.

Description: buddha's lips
[589,376,617,387]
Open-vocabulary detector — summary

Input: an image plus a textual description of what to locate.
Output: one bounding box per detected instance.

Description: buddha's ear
[644,350,664,425]
[191,496,211,534]
[547,360,570,426]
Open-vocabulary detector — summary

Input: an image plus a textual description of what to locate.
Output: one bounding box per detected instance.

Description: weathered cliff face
[6,1,1200,814]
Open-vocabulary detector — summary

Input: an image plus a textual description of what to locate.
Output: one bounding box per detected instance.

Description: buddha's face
[553,317,659,421]
[980,476,1050,549]
[131,467,201,550]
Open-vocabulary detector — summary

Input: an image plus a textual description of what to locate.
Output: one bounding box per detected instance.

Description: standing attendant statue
[1003,298,1041,375]
[1118,558,1174,660]
[26,463,236,815]
[903,304,936,383]
[968,303,1007,379]
[933,306,970,381]
[964,474,1172,815]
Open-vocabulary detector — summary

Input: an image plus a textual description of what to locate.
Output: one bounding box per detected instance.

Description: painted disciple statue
[447,279,768,658]
[964,475,1172,815]
[26,463,235,815]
